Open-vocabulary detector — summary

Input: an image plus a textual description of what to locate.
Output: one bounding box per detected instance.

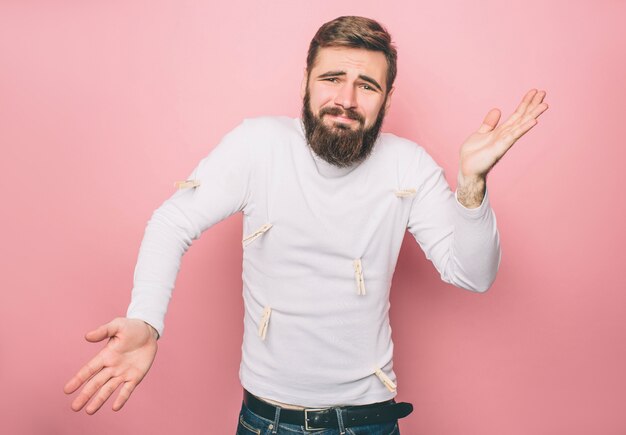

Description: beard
[302,89,387,168]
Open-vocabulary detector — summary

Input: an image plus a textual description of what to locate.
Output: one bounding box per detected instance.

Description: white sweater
[127,116,501,407]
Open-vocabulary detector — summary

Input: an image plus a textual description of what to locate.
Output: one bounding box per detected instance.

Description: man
[64,16,548,434]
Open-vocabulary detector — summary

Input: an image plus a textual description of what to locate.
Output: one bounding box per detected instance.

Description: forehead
[310,47,388,89]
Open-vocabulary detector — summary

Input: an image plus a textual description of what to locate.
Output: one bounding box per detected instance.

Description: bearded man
[65,16,548,434]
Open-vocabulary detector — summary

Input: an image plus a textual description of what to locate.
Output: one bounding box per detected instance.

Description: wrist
[143,321,159,340]
[456,172,486,209]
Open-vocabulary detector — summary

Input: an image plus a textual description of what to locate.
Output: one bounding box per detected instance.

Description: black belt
[243,389,413,431]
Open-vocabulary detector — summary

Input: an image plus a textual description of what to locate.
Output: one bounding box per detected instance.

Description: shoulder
[376,132,434,165]
[234,116,302,139]
[373,132,443,182]
[213,116,304,171]
[214,116,301,155]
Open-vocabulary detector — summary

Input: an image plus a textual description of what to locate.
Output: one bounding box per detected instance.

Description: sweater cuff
[454,188,492,220]
[126,313,163,339]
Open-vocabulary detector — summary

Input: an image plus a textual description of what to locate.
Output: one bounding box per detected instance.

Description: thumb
[477,108,501,133]
[85,319,120,343]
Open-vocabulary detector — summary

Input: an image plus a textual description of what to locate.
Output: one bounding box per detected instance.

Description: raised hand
[64,317,158,414]
[457,89,549,208]
[460,88,548,177]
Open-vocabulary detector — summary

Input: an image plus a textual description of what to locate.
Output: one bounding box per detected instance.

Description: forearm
[445,189,501,292]
[126,201,199,337]
[407,149,500,292]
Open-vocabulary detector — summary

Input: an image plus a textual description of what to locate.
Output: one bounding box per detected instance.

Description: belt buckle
[304,408,327,432]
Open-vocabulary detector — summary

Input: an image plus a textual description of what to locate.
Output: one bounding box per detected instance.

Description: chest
[242,157,415,266]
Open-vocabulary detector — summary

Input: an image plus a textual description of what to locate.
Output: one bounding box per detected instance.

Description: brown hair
[306,16,397,93]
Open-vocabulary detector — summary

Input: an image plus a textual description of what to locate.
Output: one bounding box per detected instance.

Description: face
[301,47,394,167]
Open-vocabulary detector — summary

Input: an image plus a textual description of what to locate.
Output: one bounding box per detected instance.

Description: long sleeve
[406,151,501,292]
[126,120,256,337]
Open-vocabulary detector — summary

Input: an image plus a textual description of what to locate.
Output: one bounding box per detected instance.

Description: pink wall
[1,1,624,434]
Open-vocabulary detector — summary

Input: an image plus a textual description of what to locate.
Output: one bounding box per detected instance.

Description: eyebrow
[317,70,384,93]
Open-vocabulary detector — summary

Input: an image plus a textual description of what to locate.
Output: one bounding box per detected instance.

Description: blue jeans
[236,400,401,435]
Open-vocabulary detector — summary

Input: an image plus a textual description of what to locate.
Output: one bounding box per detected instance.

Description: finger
[512,89,537,118]
[477,108,501,133]
[530,89,546,106]
[112,381,138,411]
[504,92,547,129]
[85,320,120,343]
[64,353,105,394]
[525,102,549,121]
[85,376,125,415]
[523,90,546,117]
[508,118,538,146]
[71,367,112,412]
[492,118,538,157]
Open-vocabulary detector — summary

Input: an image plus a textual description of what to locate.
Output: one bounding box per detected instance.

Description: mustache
[319,106,364,124]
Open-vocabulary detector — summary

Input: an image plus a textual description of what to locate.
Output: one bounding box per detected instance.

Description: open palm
[460,89,548,178]
[64,318,158,414]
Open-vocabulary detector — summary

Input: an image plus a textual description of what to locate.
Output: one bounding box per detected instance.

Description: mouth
[327,114,356,123]
[324,113,362,127]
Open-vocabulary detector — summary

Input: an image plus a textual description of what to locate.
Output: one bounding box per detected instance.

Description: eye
[323,77,339,83]
[360,83,375,91]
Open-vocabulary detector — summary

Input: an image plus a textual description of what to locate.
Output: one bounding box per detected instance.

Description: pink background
[1,1,625,434]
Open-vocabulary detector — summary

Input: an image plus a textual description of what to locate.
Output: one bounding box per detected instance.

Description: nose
[334,83,357,109]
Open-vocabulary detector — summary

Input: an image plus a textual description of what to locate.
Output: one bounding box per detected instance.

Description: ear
[384,87,395,112]
[300,68,308,99]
